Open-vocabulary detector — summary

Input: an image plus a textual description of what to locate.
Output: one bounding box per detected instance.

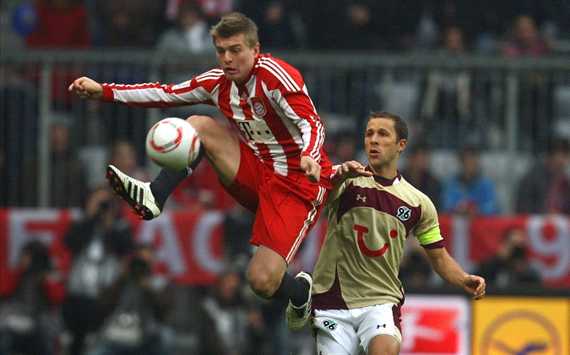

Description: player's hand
[300,156,321,182]
[462,274,486,300]
[334,161,373,182]
[68,76,103,100]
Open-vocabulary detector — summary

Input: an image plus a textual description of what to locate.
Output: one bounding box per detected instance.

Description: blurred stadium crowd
[1,1,570,355]
[3,0,570,53]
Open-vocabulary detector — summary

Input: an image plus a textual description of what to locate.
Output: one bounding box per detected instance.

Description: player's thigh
[314,310,359,355]
[187,115,239,185]
[356,304,402,354]
[367,335,400,355]
[251,175,328,263]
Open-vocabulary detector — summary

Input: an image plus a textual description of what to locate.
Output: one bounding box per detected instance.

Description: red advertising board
[401,296,470,355]
[1,209,569,287]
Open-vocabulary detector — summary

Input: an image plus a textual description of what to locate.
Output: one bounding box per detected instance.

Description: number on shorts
[323,320,337,330]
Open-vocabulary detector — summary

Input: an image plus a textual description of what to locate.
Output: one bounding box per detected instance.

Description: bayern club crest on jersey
[251,97,267,117]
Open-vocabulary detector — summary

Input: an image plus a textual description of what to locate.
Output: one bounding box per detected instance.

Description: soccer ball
[145,118,201,171]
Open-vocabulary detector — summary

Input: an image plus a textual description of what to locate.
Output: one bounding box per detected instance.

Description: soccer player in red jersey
[68,12,331,328]
[305,112,486,354]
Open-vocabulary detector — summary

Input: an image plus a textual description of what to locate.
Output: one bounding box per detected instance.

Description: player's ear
[398,139,408,153]
[253,42,260,55]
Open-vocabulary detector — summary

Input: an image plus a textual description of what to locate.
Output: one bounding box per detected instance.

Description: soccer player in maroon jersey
[68,12,331,328]
[305,112,486,354]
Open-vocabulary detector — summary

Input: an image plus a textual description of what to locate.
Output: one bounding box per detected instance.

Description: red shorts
[225,142,329,263]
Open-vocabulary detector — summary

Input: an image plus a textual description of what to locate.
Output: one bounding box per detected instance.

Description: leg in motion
[107,115,240,219]
[246,246,312,331]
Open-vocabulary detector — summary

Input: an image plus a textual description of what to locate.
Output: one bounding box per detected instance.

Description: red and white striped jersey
[101,54,332,184]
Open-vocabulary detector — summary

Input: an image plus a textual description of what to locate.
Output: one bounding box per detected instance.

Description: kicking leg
[107,115,240,220]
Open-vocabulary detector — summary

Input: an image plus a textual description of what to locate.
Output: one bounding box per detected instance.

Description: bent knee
[186,115,215,133]
[246,266,281,299]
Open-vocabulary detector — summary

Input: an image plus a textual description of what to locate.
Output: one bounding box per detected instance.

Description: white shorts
[313,304,402,355]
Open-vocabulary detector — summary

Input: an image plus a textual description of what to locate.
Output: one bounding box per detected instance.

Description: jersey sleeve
[414,194,444,249]
[329,178,350,203]
[324,179,350,221]
[100,68,223,108]
[258,57,325,162]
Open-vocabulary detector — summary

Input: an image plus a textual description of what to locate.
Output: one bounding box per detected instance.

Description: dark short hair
[368,111,408,141]
[210,12,259,48]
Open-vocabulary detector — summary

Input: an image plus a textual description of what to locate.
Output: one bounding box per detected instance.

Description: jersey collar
[366,166,401,186]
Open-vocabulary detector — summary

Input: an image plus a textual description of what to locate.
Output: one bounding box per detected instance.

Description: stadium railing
[2,50,570,207]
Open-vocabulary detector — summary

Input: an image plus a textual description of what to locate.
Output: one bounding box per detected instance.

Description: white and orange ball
[145,118,201,171]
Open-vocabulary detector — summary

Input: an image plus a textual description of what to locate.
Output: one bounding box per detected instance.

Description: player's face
[214,33,260,84]
[364,117,406,169]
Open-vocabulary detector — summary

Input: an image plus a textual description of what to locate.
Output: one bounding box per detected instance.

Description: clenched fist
[68,76,103,100]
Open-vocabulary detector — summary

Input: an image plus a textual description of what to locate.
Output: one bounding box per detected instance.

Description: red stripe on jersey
[217,81,233,119]
[280,92,322,161]
[254,84,300,171]
[259,58,300,92]
[239,90,254,121]
[172,77,220,95]
[255,142,275,168]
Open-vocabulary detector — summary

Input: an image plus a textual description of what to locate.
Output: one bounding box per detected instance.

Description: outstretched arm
[331,160,373,186]
[425,247,486,299]
[68,69,221,107]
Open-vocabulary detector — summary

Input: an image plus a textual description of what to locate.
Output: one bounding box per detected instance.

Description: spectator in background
[0,240,64,355]
[165,0,235,24]
[337,2,383,50]
[23,114,88,207]
[109,140,150,182]
[171,162,237,211]
[503,15,553,150]
[95,0,166,47]
[197,0,234,22]
[196,269,267,355]
[62,186,135,355]
[503,15,550,57]
[258,1,302,49]
[328,133,358,164]
[0,64,38,206]
[89,244,174,355]
[401,143,441,208]
[399,242,433,290]
[441,145,499,216]
[223,204,254,267]
[420,26,472,146]
[475,226,542,289]
[156,2,216,101]
[516,137,570,214]
[0,149,5,206]
[25,0,90,48]
[156,1,213,54]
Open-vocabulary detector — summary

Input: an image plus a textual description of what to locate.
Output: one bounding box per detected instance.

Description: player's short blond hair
[210,12,259,48]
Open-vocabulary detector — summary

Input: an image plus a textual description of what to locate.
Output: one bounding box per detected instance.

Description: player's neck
[369,163,398,180]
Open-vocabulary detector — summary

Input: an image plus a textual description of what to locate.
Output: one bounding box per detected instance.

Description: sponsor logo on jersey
[356,194,367,203]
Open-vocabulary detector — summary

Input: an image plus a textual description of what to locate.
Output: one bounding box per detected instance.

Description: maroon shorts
[224,142,329,263]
